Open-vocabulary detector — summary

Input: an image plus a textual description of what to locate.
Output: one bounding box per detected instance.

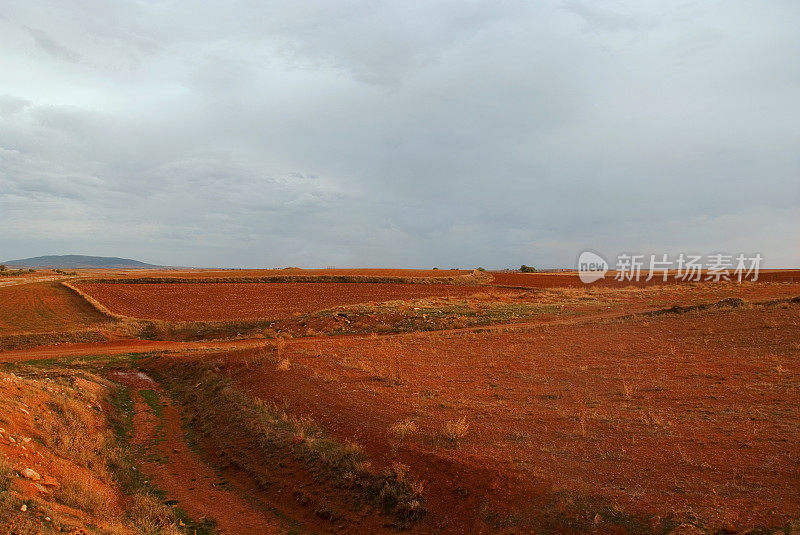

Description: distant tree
[0,265,6,271]
[476,267,486,272]
[520,265,537,273]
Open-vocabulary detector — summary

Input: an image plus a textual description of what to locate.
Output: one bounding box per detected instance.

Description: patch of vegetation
[479,501,518,530]
[0,456,12,493]
[520,264,537,273]
[54,473,110,516]
[109,385,135,442]
[442,416,469,445]
[172,506,218,535]
[134,318,276,342]
[526,491,686,535]
[0,267,34,277]
[125,493,183,535]
[285,299,576,338]
[118,295,591,344]
[390,419,417,442]
[0,329,109,352]
[3,352,146,372]
[140,389,164,418]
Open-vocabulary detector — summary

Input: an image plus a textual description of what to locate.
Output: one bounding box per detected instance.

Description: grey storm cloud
[0,0,798,268]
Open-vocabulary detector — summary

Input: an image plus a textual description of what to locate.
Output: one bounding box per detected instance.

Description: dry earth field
[0,269,798,534]
[71,281,502,321]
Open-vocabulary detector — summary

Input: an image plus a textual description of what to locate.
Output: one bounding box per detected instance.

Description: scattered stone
[21,468,41,481]
[20,504,27,512]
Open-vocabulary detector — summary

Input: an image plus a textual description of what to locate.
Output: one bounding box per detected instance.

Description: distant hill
[2,255,164,269]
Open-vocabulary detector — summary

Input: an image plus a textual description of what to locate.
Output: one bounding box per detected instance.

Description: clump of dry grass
[38,391,124,484]
[390,419,418,442]
[507,430,529,442]
[276,358,291,371]
[622,378,634,400]
[127,493,182,535]
[276,336,287,358]
[244,346,271,368]
[0,455,12,493]
[579,409,588,437]
[374,342,404,385]
[54,472,111,516]
[381,354,403,385]
[442,416,469,444]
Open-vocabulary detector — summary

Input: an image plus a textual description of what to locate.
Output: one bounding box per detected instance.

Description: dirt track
[0,305,651,364]
[113,371,284,534]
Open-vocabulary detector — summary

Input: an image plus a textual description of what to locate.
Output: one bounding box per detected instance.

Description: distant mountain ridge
[2,255,164,269]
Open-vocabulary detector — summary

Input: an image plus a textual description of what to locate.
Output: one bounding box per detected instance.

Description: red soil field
[0,281,108,334]
[73,281,501,321]
[491,269,800,288]
[208,299,800,533]
[75,268,471,280]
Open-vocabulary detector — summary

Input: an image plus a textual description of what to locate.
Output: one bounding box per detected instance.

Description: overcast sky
[1,1,798,268]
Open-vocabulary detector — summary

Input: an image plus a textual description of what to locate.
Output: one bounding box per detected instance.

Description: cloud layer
[1,1,798,267]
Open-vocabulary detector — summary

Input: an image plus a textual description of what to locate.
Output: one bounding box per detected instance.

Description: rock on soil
[21,468,41,481]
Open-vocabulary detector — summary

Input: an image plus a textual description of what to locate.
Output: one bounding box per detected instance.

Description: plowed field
[103,268,470,279]
[491,269,800,288]
[73,281,502,321]
[0,281,108,334]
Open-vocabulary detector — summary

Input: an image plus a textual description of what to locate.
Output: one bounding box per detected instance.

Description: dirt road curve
[0,307,643,363]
